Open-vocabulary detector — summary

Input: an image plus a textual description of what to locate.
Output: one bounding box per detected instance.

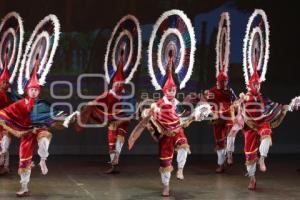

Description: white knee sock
[177,148,188,169]
[1,135,11,153]
[115,138,124,156]
[246,163,256,177]
[109,138,124,164]
[109,153,115,163]
[226,136,236,153]
[259,137,272,158]
[37,137,50,160]
[217,149,226,165]
[20,170,31,186]
[161,171,171,186]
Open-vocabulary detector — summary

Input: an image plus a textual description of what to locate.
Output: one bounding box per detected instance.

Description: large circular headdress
[215,12,230,78]
[243,9,270,87]
[17,14,60,94]
[104,14,142,84]
[0,12,24,83]
[148,9,196,90]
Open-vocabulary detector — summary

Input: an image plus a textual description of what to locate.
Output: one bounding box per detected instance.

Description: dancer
[0,14,63,197]
[63,15,141,174]
[236,9,300,190]
[128,10,210,197]
[203,12,237,172]
[0,12,24,175]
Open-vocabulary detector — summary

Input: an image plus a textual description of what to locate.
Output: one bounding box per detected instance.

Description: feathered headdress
[148,9,196,90]
[104,14,142,85]
[215,12,230,82]
[242,9,270,90]
[18,14,60,94]
[0,12,24,84]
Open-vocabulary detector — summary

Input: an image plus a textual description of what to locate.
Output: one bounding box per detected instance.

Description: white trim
[0,12,24,84]
[215,12,230,78]
[163,96,179,106]
[148,9,196,90]
[104,14,142,84]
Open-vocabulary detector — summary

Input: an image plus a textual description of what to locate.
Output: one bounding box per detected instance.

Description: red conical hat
[0,65,10,83]
[216,66,228,82]
[247,59,261,95]
[112,46,126,84]
[112,62,124,84]
[162,58,177,93]
[248,56,260,85]
[26,54,40,91]
[0,47,10,82]
[248,70,260,84]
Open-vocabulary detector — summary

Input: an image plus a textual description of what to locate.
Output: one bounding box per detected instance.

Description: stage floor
[1,155,300,200]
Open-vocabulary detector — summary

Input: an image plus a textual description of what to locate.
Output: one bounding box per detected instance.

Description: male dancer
[63,15,141,174]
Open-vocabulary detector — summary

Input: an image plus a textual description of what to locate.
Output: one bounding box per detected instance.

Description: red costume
[94,88,129,163]
[62,14,141,174]
[203,12,237,171]
[0,64,52,174]
[238,9,294,190]
[69,49,134,174]
[137,57,193,196]
[242,92,272,165]
[151,96,190,172]
[0,54,17,174]
[0,13,61,197]
[0,11,25,176]
[127,9,197,197]
[205,84,236,150]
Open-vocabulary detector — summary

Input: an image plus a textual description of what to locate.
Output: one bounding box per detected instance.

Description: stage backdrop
[1,0,300,155]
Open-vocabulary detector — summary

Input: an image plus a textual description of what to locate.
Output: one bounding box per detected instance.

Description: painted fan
[148,9,196,90]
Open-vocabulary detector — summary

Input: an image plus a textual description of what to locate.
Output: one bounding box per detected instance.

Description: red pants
[19,128,51,174]
[243,123,272,164]
[213,120,233,150]
[107,121,128,153]
[159,129,189,172]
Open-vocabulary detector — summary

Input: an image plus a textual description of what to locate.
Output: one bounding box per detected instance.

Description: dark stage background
[1,0,299,155]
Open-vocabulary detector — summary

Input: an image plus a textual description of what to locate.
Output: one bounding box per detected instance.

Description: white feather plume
[289,96,300,112]
[194,103,212,121]
[215,12,230,78]
[63,111,80,128]
[38,14,61,86]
